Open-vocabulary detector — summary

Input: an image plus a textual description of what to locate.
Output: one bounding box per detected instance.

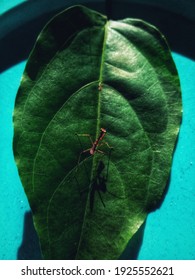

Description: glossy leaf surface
[13,5,182,259]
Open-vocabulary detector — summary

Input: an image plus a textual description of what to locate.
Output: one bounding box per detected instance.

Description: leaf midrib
[75,20,109,259]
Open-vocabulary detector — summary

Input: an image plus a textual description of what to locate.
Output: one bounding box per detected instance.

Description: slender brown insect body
[76,128,112,168]
[90,128,106,155]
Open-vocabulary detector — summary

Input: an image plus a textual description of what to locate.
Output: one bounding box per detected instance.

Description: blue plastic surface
[0,2,195,260]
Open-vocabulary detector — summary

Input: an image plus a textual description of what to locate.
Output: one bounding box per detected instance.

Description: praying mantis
[76,127,112,163]
[75,127,113,210]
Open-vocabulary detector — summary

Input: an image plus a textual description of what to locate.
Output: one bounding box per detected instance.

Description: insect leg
[96,149,105,154]
[75,133,92,181]
[98,141,113,149]
[77,148,90,166]
[76,133,93,146]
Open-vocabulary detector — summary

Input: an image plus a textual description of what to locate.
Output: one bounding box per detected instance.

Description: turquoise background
[0,0,195,259]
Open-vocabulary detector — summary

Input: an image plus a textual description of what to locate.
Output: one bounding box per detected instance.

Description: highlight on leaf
[13,5,182,259]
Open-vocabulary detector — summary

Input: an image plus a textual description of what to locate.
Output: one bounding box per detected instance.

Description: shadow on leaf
[0,0,195,72]
[17,211,42,260]
[119,220,146,260]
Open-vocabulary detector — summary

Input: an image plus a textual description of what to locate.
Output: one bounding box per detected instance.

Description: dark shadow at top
[111,2,195,60]
[0,0,195,73]
[0,0,106,72]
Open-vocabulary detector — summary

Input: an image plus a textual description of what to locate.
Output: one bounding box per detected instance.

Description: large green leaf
[13,5,182,259]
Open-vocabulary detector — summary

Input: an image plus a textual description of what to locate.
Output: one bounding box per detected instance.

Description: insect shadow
[89,152,111,211]
[74,146,113,212]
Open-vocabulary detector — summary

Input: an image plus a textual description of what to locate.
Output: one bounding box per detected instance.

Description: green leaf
[13,5,182,259]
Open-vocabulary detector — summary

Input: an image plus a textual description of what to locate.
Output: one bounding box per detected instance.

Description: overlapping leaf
[13,5,182,259]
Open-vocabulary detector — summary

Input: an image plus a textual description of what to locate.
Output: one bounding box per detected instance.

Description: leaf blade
[13,5,182,259]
